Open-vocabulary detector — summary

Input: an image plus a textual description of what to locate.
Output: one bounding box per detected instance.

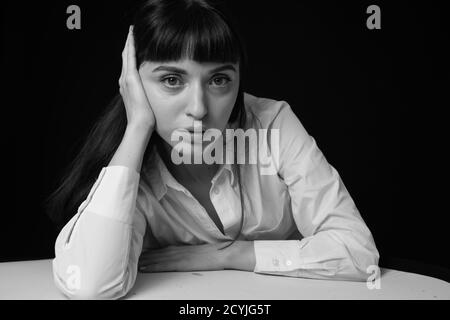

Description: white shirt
[52,92,379,299]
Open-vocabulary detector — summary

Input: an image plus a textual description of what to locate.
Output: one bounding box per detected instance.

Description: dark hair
[44,0,248,249]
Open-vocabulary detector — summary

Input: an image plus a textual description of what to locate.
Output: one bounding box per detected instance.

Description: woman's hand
[138,241,256,273]
[119,25,156,131]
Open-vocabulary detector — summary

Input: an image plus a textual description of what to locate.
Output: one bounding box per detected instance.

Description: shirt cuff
[253,240,303,273]
[83,165,141,225]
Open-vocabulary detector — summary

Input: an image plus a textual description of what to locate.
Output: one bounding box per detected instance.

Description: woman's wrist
[108,122,153,171]
[222,241,256,272]
[127,121,154,138]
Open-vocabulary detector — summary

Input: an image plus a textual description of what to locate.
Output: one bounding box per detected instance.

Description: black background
[2,1,449,280]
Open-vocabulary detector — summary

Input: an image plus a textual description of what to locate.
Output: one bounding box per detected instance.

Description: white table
[1,259,449,299]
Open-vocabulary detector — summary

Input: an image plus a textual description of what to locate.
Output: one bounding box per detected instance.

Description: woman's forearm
[108,123,153,173]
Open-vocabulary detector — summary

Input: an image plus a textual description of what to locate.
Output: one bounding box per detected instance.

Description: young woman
[47,0,379,299]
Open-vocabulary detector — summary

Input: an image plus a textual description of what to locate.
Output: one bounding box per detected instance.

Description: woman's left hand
[138,241,256,273]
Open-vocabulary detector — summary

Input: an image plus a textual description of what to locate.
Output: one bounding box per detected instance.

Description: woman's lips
[186,127,206,133]
[178,129,205,143]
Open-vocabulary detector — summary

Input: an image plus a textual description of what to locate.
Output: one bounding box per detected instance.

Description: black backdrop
[3,1,449,281]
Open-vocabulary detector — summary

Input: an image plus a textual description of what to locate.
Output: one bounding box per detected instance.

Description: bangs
[135,3,242,66]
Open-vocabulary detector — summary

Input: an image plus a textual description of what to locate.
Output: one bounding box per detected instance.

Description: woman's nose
[186,83,208,120]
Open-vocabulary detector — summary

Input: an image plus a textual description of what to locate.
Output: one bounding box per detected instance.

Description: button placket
[209,184,223,236]
[210,180,233,239]
[214,175,242,237]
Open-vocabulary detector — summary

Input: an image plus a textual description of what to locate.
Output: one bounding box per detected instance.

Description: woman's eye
[160,75,231,89]
[211,76,231,87]
[161,76,183,88]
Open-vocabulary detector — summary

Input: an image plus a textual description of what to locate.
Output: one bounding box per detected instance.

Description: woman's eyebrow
[152,64,236,74]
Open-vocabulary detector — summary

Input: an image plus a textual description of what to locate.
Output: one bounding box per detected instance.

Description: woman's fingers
[120,29,130,87]
[118,25,155,129]
[127,25,137,72]
[124,25,139,88]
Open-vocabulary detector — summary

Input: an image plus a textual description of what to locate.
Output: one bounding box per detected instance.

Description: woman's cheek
[141,86,169,119]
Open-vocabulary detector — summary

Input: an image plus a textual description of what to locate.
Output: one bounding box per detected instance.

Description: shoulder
[243,92,296,130]
[243,92,312,153]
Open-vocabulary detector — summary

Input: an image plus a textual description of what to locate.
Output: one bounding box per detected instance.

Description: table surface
[1,259,449,300]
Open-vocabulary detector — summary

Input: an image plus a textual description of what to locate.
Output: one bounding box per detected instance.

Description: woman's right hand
[119,25,156,132]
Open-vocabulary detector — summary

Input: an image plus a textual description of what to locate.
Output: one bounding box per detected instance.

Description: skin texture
[120,27,256,273]
[138,241,256,273]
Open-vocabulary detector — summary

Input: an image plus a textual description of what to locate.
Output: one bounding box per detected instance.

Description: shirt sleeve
[253,102,380,281]
[52,165,147,299]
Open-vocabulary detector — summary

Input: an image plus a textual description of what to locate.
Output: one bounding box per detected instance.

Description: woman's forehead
[141,59,239,74]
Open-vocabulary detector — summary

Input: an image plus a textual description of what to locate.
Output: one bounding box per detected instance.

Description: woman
[47,0,379,299]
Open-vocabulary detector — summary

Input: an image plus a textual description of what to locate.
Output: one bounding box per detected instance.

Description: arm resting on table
[252,102,379,281]
[52,166,146,299]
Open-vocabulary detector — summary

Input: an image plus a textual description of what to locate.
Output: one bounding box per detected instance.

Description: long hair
[44,0,248,247]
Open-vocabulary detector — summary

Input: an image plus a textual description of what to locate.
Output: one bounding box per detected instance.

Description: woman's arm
[52,128,149,299]
[52,28,155,299]
[137,241,256,272]
[108,123,152,171]
[252,102,379,281]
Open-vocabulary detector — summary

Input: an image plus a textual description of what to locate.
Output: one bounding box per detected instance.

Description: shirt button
[213,187,220,195]
[286,260,292,266]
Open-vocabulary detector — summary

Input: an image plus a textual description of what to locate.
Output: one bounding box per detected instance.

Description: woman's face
[139,58,240,158]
